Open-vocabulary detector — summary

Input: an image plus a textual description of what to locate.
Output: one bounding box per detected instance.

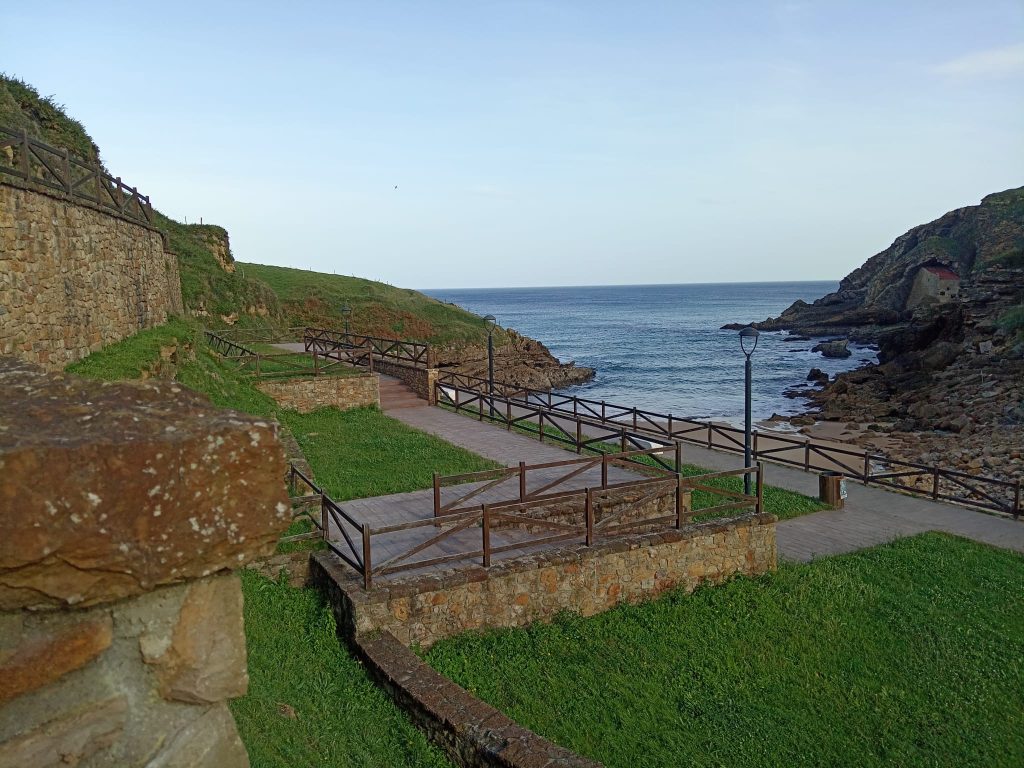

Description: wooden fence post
[756,462,765,513]
[804,442,810,471]
[676,477,685,528]
[576,418,582,454]
[506,398,512,430]
[675,442,682,474]
[362,525,372,590]
[62,148,72,195]
[932,466,940,500]
[519,462,527,501]
[585,488,594,546]
[433,473,440,516]
[601,453,609,488]
[482,504,491,567]
[94,159,102,203]
[863,450,870,481]
[320,498,328,540]
[620,429,627,453]
[20,129,31,179]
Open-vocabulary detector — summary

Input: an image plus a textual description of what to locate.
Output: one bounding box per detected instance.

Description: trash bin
[819,471,846,509]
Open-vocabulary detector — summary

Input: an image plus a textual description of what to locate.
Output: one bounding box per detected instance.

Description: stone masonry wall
[256,372,379,413]
[0,358,291,767]
[313,512,776,649]
[374,359,436,404]
[0,182,184,371]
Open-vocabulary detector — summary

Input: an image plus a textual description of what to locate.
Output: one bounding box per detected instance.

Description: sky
[4,1,1023,289]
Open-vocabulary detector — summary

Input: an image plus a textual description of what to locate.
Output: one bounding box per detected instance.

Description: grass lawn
[426,533,1024,768]
[229,570,449,768]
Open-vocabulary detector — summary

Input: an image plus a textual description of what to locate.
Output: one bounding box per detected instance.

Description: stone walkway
[385,403,1024,562]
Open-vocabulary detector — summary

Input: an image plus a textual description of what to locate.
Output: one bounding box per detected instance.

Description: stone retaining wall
[0,182,183,371]
[313,512,776,649]
[374,359,436,403]
[355,631,602,768]
[256,372,379,413]
[0,358,291,767]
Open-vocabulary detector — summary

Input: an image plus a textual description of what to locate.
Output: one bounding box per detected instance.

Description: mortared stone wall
[0,181,183,371]
[0,358,291,767]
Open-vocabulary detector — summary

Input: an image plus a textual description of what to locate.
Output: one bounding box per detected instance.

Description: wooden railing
[304,327,432,368]
[205,329,370,378]
[435,371,1022,519]
[432,444,682,517]
[300,450,762,590]
[0,125,154,226]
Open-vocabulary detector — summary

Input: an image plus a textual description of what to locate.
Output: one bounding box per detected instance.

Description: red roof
[924,265,959,281]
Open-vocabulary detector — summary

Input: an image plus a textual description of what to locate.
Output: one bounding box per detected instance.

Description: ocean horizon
[424,281,878,426]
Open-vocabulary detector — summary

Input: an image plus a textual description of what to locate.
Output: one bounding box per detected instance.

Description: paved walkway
[386,403,1024,562]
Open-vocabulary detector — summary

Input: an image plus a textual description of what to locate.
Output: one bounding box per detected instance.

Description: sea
[423,282,878,427]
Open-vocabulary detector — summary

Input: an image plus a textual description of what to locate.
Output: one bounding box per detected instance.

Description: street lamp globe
[739,326,759,357]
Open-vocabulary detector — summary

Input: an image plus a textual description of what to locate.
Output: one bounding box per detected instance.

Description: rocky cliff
[742,188,1024,485]
[436,329,595,391]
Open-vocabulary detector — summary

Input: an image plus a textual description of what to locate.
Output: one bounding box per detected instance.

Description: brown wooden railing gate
[0,125,154,227]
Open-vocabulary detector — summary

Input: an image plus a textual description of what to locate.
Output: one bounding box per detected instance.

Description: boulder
[806,367,829,384]
[812,339,852,359]
[0,358,291,611]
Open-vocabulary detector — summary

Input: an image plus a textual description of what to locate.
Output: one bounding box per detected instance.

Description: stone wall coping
[317,511,776,605]
[356,629,603,768]
[0,176,168,244]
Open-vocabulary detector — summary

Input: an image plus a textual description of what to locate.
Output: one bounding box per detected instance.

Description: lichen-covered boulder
[0,357,291,610]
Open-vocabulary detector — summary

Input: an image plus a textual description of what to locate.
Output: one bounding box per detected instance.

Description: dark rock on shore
[807,367,829,384]
[812,339,852,358]
[439,329,596,391]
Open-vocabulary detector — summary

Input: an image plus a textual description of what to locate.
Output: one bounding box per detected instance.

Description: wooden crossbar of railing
[431,444,681,517]
[0,125,154,226]
[434,372,1022,519]
[359,464,764,585]
[204,329,367,379]
[303,327,432,368]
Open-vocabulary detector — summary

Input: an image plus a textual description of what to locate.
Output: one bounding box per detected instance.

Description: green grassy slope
[240,262,498,345]
[66,319,504,768]
[0,75,100,164]
[427,532,1024,768]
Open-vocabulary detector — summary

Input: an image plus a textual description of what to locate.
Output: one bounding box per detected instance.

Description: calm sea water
[423,282,877,426]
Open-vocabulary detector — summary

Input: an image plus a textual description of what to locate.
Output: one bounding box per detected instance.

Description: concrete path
[386,404,1024,562]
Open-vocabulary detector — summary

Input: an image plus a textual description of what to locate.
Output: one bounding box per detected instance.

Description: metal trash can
[819,471,847,509]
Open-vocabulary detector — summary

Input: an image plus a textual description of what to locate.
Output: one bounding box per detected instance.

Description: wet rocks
[812,339,852,358]
[807,367,829,384]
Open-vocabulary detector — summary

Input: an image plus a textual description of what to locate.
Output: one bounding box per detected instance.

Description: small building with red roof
[906,264,961,309]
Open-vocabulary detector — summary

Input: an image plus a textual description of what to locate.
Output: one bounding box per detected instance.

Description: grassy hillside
[0,75,100,164]
[241,262,499,346]
[2,74,500,346]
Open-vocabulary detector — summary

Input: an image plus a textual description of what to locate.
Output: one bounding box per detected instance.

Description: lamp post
[341,304,352,337]
[739,326,760,495]
[484,314,496,417]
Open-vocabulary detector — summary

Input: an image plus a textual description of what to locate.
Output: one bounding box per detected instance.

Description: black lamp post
[739,326,760,495]
[484,314,496,417]
[341,304,352,337]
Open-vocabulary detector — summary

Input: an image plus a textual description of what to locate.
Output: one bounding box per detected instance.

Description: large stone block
[144,575,248,704]
[0,696,127,768]
[0,358,291,610]
[0,614,112,704]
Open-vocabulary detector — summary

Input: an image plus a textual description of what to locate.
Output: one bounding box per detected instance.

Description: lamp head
[341,304,352,316]
[483,314,496,329]
[739,326,760,356]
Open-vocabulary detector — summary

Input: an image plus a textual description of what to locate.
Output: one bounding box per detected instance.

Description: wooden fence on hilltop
[0,125,154,227]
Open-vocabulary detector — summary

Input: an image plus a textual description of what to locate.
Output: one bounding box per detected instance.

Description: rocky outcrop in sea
[736,187,1024,485]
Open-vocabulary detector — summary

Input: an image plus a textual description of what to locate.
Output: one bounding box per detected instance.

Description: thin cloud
[934,42,1024,78]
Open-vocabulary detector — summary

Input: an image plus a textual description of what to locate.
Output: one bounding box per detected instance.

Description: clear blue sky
[5,2,1023,288]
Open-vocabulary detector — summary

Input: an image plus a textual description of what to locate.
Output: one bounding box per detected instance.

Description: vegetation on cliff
[0,75,100,164]
[241,262,501,346]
